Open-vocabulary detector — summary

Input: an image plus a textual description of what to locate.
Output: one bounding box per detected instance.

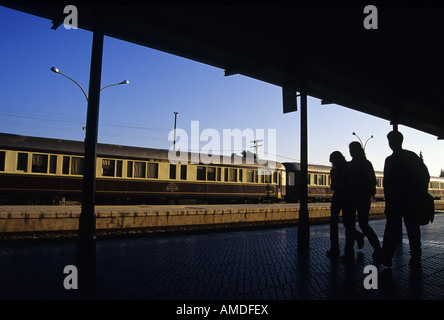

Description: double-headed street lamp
[50,66,129,100]
[352,132,374,150]
[51,65,128,298]
[51,67,129,131]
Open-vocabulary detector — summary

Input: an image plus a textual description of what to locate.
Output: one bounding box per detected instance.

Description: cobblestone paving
[1,213,444,300]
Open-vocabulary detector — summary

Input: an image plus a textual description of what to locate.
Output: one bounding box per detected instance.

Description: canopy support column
[298,82,309,253]
[76,13,105,299]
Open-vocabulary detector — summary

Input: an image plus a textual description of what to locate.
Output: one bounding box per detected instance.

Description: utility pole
[250,139,263,159]
[173,112,178,151]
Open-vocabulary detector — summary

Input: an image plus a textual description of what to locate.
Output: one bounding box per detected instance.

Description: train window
[102,159,115,177]
[314,174,318,185]
[273,171,277,184]
[217,167,221,181]
[62,156,70,174]
[180,165,187,180]
[197,166,206,181]
[116,160,123,177]
[263,172,271,184]
[228,168,237,182]
[376,178,383,188]
[147,163,158,179]
[170,164,176,179]
[246,169,255,183]
[239,169,243,182]
[71,157,83,175]
[0,151,5,171]
[307,174,311,185]
[134,162,146,178]
[207,167,216,181]
[17,152,28,172]
[430,182,440,189]
[32,154,48,173]
[49,155,57,174]
[288,172,295,186]
[127,161,133,178]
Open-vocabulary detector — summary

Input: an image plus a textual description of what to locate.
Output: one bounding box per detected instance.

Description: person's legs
[328,194,341,256]
[381,210,403,267]
[404,213,421,263]
[342,198,357,258]
[357,195,381,257]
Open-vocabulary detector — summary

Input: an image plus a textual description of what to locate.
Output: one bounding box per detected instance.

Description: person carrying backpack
[381,130,430,268]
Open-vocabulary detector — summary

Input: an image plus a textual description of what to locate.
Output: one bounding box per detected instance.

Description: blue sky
[1,6,443,176]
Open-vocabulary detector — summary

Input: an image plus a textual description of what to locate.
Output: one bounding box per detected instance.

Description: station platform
[1,211,444,307]
[0,202,387,236]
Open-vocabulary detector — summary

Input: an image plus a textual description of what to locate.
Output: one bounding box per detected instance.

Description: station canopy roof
[3,3,444,138]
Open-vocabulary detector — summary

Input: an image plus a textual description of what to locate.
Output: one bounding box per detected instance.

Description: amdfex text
[220,305,268,315]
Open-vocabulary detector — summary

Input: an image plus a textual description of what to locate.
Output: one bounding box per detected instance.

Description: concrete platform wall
[0,202,442,235]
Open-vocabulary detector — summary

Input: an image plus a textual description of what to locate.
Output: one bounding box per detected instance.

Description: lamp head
[50,67,60,73]
[120,80,129,85]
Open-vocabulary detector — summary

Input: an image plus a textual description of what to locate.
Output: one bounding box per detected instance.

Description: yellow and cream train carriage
[283,161,443,203]
[1,133,442,205]
[0,133,286,204]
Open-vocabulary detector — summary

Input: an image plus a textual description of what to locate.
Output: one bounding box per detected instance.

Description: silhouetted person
[327,151,364,257]
[381,131,430,268]
[342,142,381,261]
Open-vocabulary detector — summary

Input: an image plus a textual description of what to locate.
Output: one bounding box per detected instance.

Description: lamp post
[51,67,129,131]
[51,67,129,101]
[352,132,374,150]
[100,80,130,92]
[51,63,128,298]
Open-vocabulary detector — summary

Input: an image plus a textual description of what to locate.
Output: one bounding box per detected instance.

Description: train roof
[283,161,384,176]
[0,132,284,169]
[283,162,332,173]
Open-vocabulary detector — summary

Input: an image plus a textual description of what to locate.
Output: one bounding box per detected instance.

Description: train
[283,162,444,202]
[0,133,286,204]
[1,132,443,205]
[283,162,385,202]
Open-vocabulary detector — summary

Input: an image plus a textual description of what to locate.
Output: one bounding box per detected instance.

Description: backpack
[403,151,434,225]
[418,192,435,226]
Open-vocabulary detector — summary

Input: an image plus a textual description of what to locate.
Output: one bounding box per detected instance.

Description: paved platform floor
[1,213,444,303]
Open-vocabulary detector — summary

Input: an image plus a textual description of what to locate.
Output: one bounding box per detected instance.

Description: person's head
[349,141,365,159]
[387,130,403,151]
[329,151,346,166]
